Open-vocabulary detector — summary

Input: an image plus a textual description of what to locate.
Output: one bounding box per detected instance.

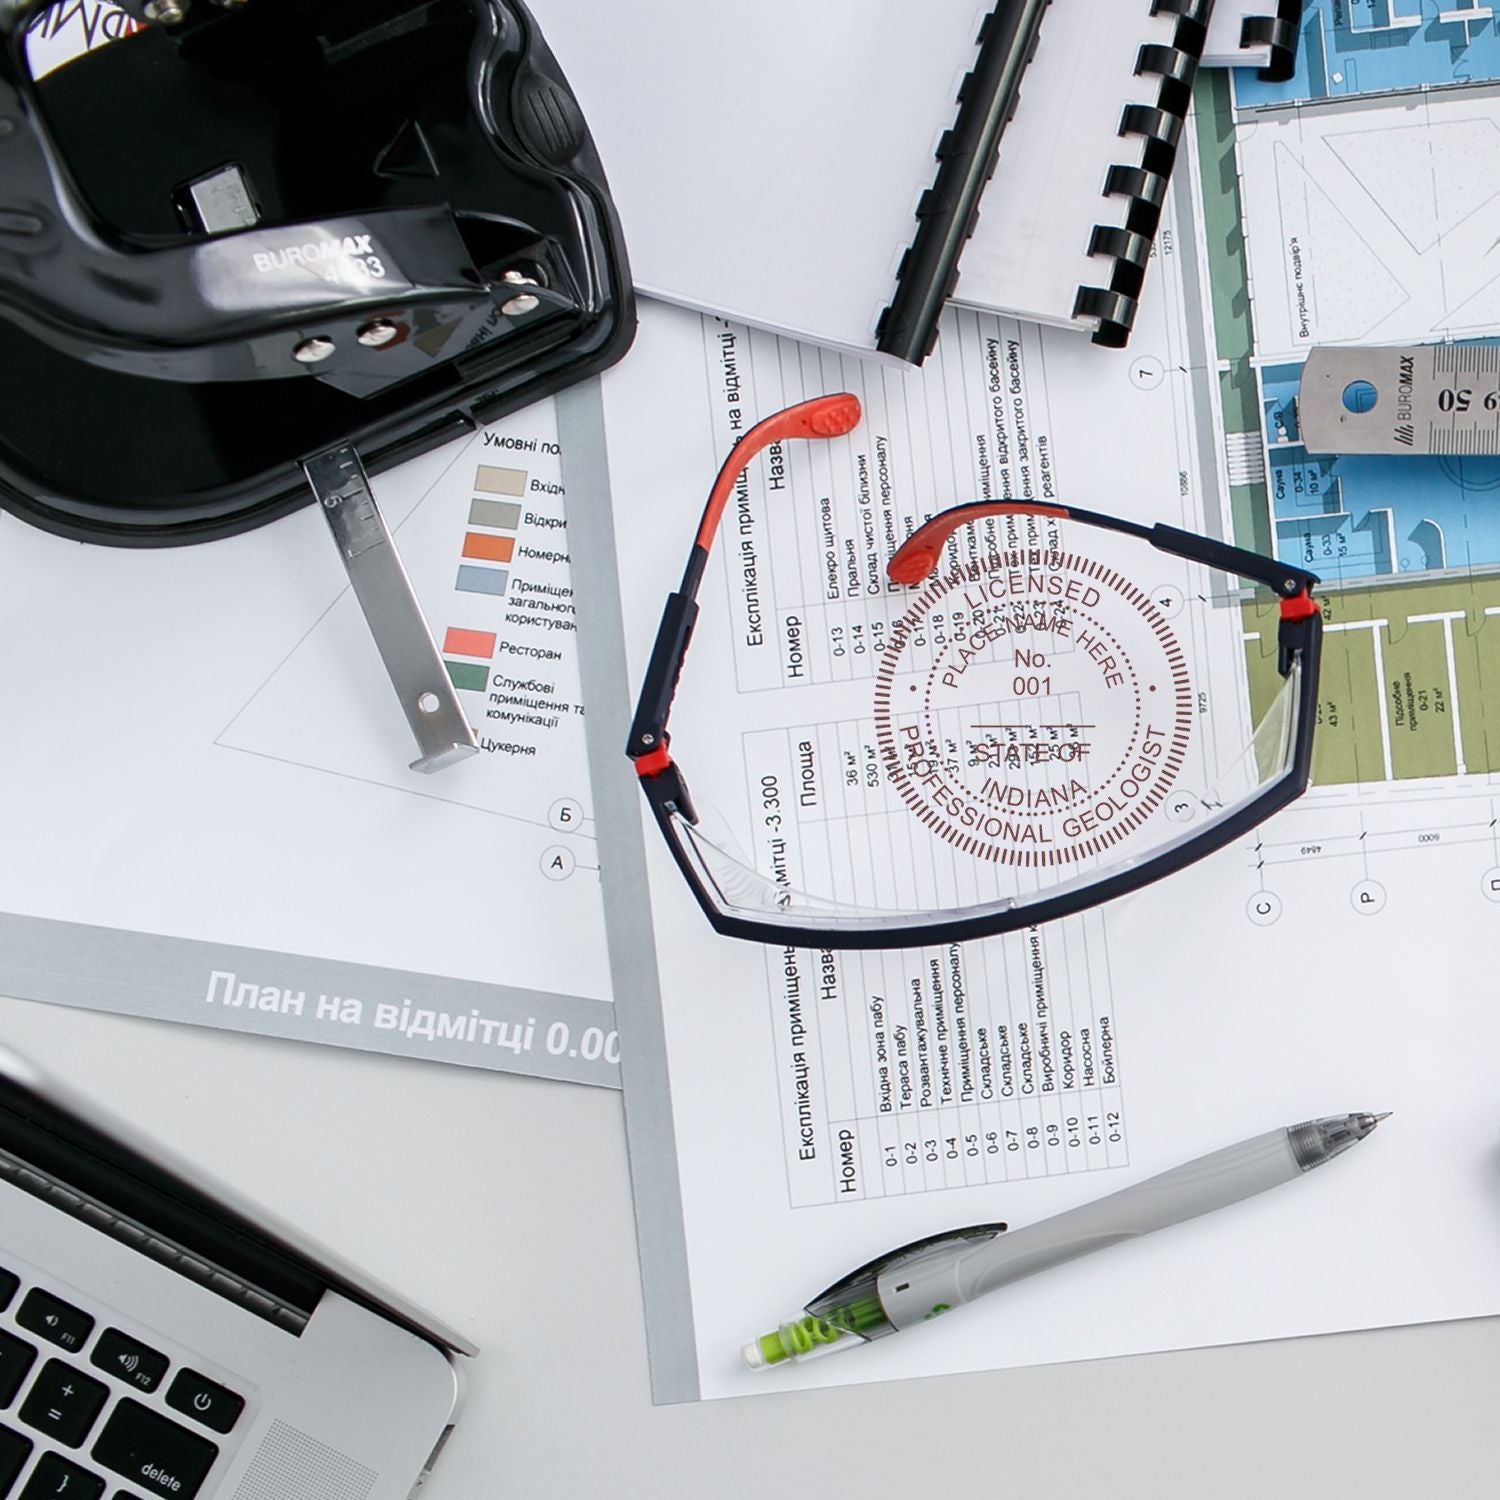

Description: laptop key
[15,1293,93,1356]
[0,1271,17,1313]
[0,1424,33,1497]
[0,1335,36,1410]
[163,1372,242,1436]
[18,1362,109,1449]
[19,1453,106,1500]
[90,1401,218,1500]
[89,1334,168,1397]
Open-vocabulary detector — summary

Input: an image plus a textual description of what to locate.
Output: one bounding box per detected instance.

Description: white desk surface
[5,992,1497,1499]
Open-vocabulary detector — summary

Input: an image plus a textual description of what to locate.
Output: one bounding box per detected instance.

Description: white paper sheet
[580,248,1500,1400]
[0,404,618,1085]
[527,0,990,356]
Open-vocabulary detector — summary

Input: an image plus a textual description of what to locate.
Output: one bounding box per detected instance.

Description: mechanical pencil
[746,1112,1388,1369]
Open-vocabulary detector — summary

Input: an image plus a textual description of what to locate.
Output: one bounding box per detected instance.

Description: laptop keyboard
[0,1266,244,1500]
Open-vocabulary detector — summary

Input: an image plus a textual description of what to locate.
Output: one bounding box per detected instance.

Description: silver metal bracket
[303,444,479,774]
[1299,343,1500,456]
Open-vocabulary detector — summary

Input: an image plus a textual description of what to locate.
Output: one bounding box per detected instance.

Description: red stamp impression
[874,549,1194,865]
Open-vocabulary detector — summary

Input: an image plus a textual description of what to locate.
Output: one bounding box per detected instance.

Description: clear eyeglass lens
[668,530,1307,931]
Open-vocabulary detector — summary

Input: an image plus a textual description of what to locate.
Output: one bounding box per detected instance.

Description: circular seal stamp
[874,548,1194,867]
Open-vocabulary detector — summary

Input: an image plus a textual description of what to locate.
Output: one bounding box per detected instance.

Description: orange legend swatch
[461,532,515,563]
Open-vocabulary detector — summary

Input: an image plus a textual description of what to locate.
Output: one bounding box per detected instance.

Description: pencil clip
[808,1222,1008,1314]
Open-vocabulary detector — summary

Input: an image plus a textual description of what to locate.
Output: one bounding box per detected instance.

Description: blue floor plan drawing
[1203,2,1500,587]
[1236,0,1500,108]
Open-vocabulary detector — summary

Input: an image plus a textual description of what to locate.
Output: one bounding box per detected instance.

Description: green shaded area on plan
[1222,368,1271,558]
[1242,575,1500,786]
[1193,70,1250,367]
[1192,69,1269,555]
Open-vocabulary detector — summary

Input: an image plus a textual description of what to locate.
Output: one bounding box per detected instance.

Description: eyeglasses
[627,395,1322,950]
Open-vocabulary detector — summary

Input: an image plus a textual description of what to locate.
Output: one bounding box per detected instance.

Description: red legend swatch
[443,627,497,658]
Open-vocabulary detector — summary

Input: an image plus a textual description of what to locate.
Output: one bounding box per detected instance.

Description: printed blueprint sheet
[572,228,1500,1400]
[0,404,618,1086]
[1,1,617,1083]
[1197,5,1500,890]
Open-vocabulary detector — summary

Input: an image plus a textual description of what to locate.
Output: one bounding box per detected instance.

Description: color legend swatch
[471,498,521,529]
[475,465,525,496]
[462,532,515,563]
[455,565,509,596]
[444,627,496,656]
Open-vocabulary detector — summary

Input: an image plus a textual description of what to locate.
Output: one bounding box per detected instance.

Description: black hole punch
[0,0,634,546]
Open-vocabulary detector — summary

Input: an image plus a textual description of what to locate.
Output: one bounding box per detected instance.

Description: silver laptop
[0,1044,472,1500]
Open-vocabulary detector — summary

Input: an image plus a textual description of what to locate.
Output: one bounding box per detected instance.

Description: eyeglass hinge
[635,753,698,825]
[1278,590,1320,621]
[1276,591,1320,675]
[633,743,673,777]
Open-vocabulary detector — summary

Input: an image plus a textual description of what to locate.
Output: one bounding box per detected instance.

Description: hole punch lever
[302,446,479,774]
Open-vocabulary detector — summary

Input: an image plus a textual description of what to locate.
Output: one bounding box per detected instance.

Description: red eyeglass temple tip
[887,546,938,586]
[803,393,861,437]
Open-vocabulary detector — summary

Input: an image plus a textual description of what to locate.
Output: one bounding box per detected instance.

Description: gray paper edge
[558,376,701,1404]
[0,911,618,1087]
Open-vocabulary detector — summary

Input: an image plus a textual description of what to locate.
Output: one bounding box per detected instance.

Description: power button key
[164,1372,243,1436]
